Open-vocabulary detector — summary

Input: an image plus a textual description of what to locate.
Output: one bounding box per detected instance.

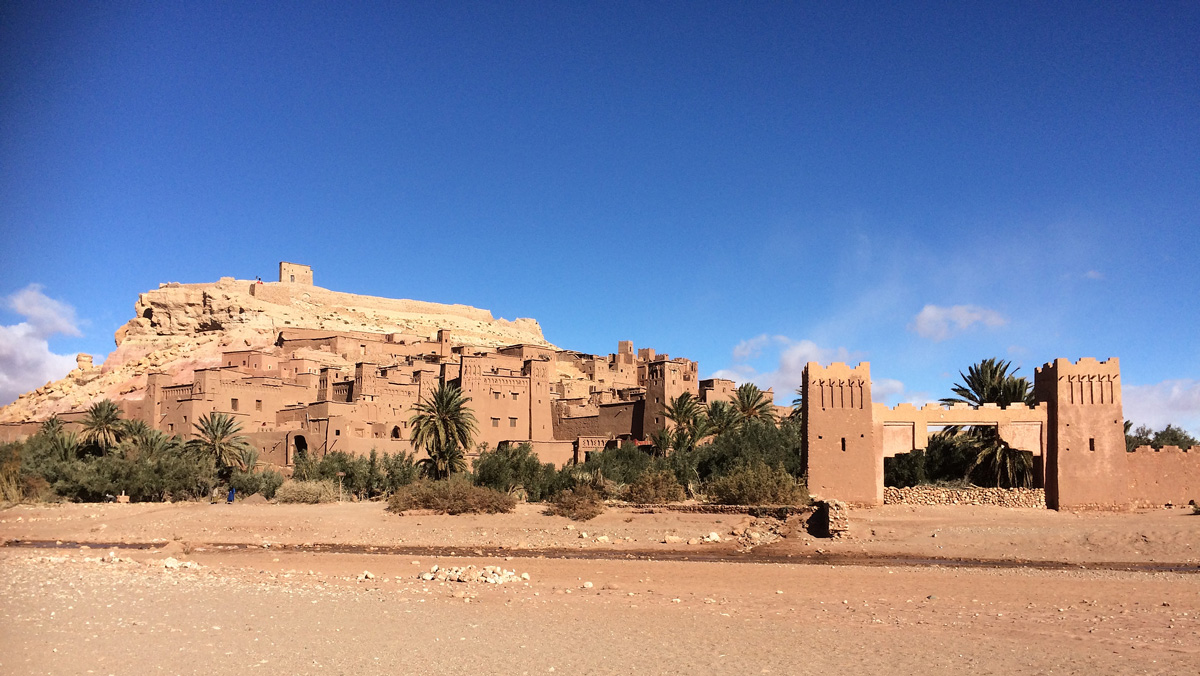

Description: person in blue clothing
[227,487,236,503]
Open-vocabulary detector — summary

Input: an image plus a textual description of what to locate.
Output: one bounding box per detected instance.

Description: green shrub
[387,478,516,515]
[230,468,285,499]
[548,485,606,521]
[275,480,338,504]
[706,461,808,506]
[473,443,558,501]
[693,420,804,482]
[573,442,654,485]
[884,449,926,488]
[293,449,418,498]
[625,469,686,504]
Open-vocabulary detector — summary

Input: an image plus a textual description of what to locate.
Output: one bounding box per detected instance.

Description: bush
[884,449,926,488]
[230,468,285,499]
[473,443,558,501]
[275,480,338,504]
[706,461,808,506]
[548,485,606,521]
[625,470,686,504]
[387,478,516,515]
[293,449,418,499]
[693,419,805,482]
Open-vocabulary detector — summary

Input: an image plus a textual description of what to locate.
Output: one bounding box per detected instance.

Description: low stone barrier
[884,486,1045,508]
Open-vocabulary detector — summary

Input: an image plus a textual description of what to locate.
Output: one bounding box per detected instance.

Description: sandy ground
[2,502,1199,675]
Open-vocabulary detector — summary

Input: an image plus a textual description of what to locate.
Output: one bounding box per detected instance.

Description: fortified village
[1,262,1196,511]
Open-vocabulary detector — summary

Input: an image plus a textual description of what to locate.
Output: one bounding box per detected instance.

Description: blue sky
[2,2,1198,432]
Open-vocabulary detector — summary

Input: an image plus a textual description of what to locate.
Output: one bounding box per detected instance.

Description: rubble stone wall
[884,486,1046,508]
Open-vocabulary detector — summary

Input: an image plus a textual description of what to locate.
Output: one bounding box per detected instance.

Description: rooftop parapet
[1129,444,1195,454]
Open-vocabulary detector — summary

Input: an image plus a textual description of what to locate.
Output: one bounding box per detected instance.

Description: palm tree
[940,358,1034,407]
[941,358,1035,487]
[649,428,674,458]
[409,382,477,479]
[121,419,153,443]
[81,400,124,453]
[49,430,80,462]
[788,387,803,421]
[188,412,252,477]
[40,415,64,438]
[663,392,702,431]
[732,383,776,424]
[705,400,740,437]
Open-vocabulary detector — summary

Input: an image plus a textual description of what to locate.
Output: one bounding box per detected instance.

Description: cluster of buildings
[109,266,785,467]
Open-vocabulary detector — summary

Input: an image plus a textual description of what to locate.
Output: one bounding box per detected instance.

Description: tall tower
[1034,358,1127,509]
[803,362,879,505]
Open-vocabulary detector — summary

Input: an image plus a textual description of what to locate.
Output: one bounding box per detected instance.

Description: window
[493,391,500,399]
[509,417,517,427]
[840,437,847,452]
[255,400,263,412]
[335,429,340,436]
[290,274,295,282]
[167,423,174,432]
[491,418,500,427]
[230,398,239,411]
[511,392,518,400]
[1089,438,1096,452]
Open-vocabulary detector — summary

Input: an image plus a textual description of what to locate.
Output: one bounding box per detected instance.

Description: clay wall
[1125,446,1200,507]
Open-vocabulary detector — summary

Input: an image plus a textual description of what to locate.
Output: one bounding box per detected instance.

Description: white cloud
[909,304,1008,341]
[1124,379,1200,437]
[0,285,81,406]
[712,336,860,403]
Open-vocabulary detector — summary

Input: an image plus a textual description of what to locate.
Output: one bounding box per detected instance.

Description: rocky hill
[0,277,553,423]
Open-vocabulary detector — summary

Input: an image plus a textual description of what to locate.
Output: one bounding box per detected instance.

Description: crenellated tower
[803,361,879,505]
[1033,358,1127,509]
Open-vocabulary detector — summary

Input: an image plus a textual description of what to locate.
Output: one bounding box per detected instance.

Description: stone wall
[884,486,1046,508]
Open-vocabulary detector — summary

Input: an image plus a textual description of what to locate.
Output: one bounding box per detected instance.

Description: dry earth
[2,503,1198,675]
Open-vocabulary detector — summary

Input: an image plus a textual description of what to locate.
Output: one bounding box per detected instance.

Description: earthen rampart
[1125,445,1199,507]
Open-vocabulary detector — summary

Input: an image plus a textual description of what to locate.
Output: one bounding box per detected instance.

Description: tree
[40,416,64,438]
[732,383,776,424]
[940,358,1034,407]
[81,400,124,454]
[940,358,1035,488]
[662,393,711,454]
[188,412,252,478]
[788,387,803,421]
[649,428,674,458]
[705,400,741,437]
[1126,422,1198,451]
[409,382,477,479]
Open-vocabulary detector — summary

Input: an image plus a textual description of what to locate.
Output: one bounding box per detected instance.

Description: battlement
[1035,357,1120,376]
[1129,444,1195,454]
[877,400,1046,414]
[805,361,871,379]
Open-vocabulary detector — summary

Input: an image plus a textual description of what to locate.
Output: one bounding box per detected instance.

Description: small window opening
[1089,438,1096,452]
[255,400,262,411]
[509,417,517,427]
[491,418,500,427]
[231,398,239,411]
[840,437,847,452]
